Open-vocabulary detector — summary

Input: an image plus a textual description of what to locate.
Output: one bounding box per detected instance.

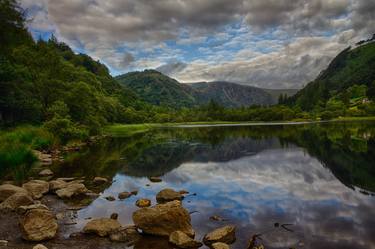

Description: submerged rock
[212,242,230,249]
[22,180,49,199]
[203,225,236,246]
[83,218,121,237]
[0,192,34,212]
[156,188,182,204]
[0,184,28,202]
[93,177,108,185]
[38,169,54,177]
[133,200,194,237]
[105,196,116,201]
[56,183,88,198]
[136,199,151,208]
[148,176,162,182]
[169,231,203,248]
[118,191,132,200]
[109,225,141,244]
[20,208,58,241]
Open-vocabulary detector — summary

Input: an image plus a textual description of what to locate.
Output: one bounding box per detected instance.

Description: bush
[320,111,335,120]
[43,117,88,144]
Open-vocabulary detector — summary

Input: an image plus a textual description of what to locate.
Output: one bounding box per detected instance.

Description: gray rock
[133,200,194,237]
[83,218,121,237]
[22,180,49,199]
[169,230,202,248]
[0,192,34,212]
[0,184,28,202]
[203,225,236,246]
[20,208,58,241]
[156,188,182,204]
[56,183,88,199]
[109,226,141,244]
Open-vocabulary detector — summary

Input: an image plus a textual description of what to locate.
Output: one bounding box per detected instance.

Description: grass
[0,126,56,173]
[333,116,375,121]
[104,124,162,137]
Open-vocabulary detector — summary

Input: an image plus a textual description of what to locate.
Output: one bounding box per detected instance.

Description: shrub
[43,117,88,144]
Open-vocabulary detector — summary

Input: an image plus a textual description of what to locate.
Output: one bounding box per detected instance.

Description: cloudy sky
[21,0,374,89]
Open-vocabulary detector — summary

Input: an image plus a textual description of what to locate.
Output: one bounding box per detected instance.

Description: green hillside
[116,71,275,108]
[0,0,141,135]
[291,41,375,110]
[116,70,196,108]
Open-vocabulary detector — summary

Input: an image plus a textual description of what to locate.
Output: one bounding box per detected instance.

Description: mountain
[291,40,375,110]
[116,70,279,108]
[187,81,274,107]
[263,88,300,103]
[115,70,196,108]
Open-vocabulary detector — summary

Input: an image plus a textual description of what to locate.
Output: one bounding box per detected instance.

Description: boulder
[118,191,132,200]
[33,244,48,249]
[22,180,49,199]
[169,231,203,248]
[93,177,108,185]
[203,226,236,246]
[49,180,67,193]
[0,192,34,212]
[109,225,141,244]
[135,199,151,208]
[20,208,58,241]
[133,200,194,237]
[156,188,182,204]
[212,242,230,249]
[38,169,54,177]
[0,184,28,202]
[17,204,49,215]
[83,218,121,237]
[56,183,88,198]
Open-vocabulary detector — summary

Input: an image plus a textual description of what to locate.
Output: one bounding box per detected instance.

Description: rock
[22,180,49,199]
[118,191,132,200]
[0,192,34,212]
[203,225,236,246]
[109,225,141,244]
[38,169,54,177]
[131,190,138,195]
[0,240,8,246]
[49,179,67,193]
[93,177,108,185]
[110,213,118,220]
[135,199,151,208]
[56,177,75,182]
[17,204,49,215]
[133,200,194,237]
[33,244,48,249]
[0,184,28,202]
[56,183,88,198]
[105,196,116,201]
[20,208,58,241]
[212,242,230,249]
[148,176,162,182]
[156,188,182,204]
[83,218,121,237]
[169,231,203,248]
[179,190,189,195]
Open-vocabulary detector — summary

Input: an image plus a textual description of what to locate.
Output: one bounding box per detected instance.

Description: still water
[13,122,375,248]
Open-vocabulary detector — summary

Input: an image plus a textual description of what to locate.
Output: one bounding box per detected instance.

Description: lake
[2,121,375,248]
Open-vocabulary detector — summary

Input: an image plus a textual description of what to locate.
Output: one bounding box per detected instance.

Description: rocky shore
[0,174,239,249]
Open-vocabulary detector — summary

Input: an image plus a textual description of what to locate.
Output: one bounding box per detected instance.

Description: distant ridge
[115,70,295,108]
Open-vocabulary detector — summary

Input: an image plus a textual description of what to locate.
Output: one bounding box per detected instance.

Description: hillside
[263,88,299,103]
[116,70,196,108]
[291,41,375,110]
[187,81,274,107]
[116,71,276,108]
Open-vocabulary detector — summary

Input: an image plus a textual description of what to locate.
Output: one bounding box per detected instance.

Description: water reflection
[6,121,375,248]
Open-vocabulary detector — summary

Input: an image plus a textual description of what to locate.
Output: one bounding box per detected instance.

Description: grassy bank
[0,126,56,173]
[333,116,375,121]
